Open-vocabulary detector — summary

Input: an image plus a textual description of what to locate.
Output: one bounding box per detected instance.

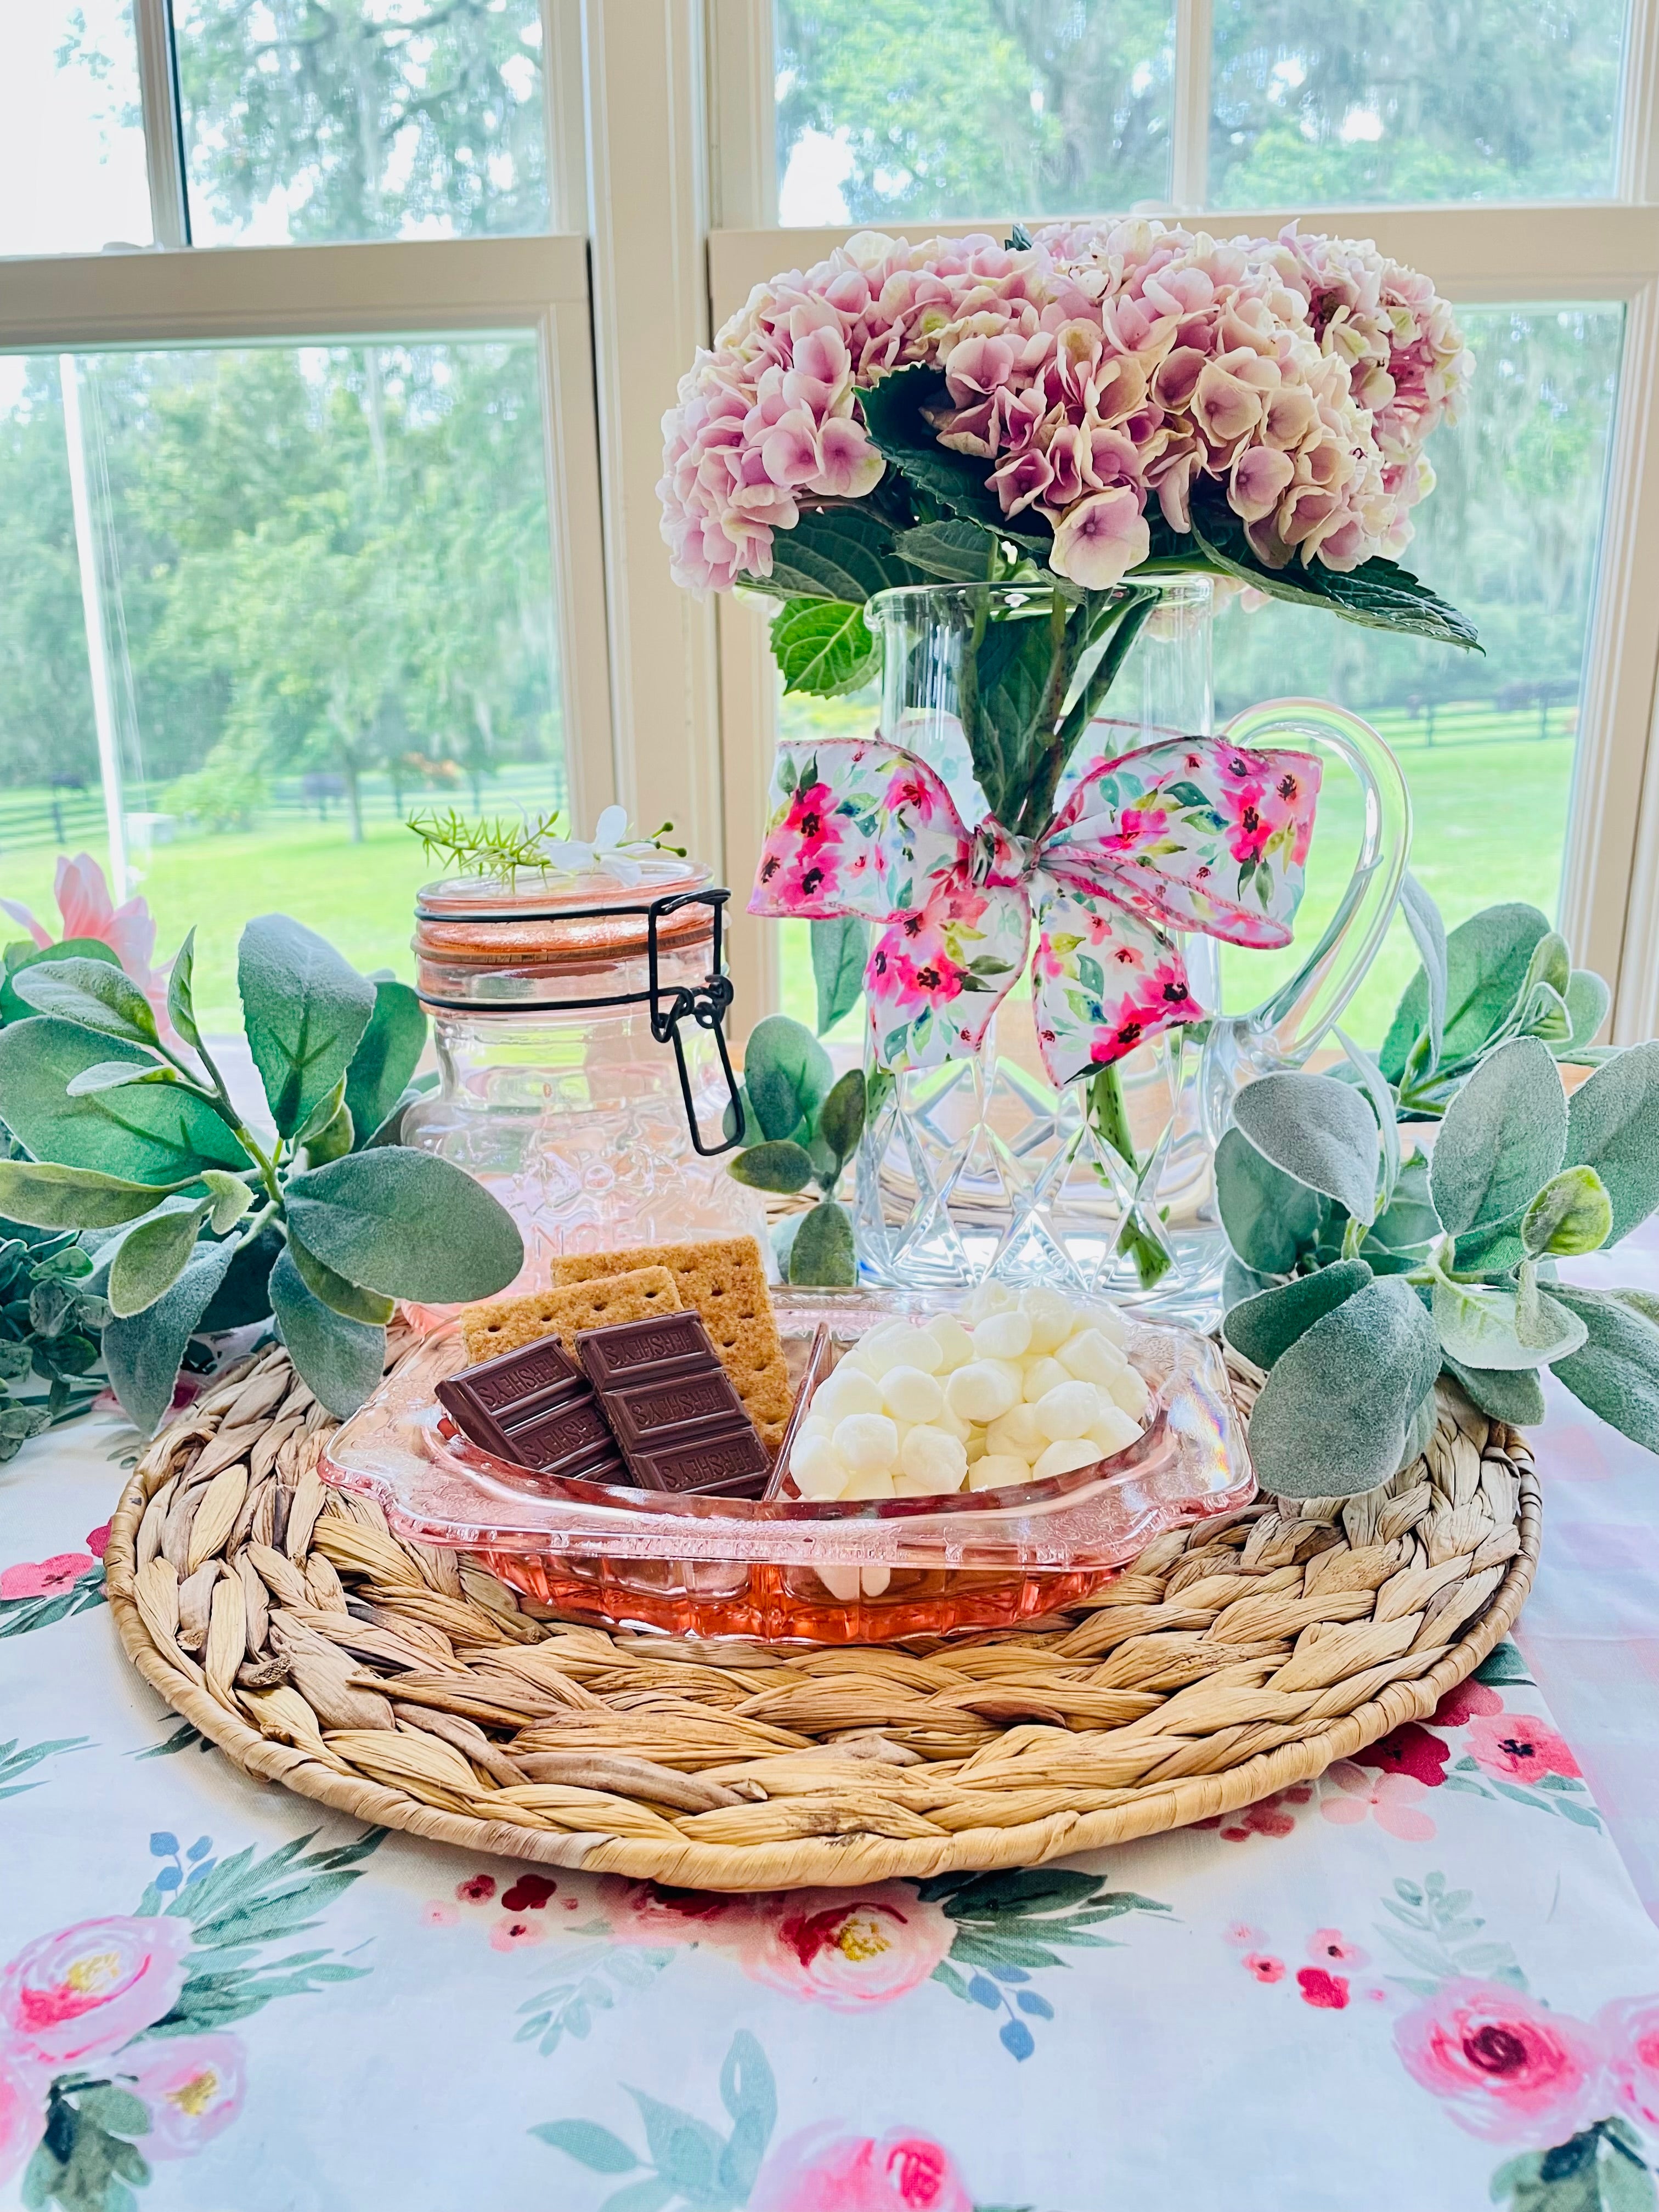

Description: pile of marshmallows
[788,1283,1149,1504]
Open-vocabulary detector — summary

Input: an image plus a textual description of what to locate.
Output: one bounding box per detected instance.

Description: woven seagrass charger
[104,1324,1538,1891]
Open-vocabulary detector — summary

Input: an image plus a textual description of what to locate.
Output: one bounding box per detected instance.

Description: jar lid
[414,857,715,982]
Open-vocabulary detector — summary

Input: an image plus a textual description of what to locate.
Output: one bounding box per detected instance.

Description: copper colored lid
[414,859,715,975]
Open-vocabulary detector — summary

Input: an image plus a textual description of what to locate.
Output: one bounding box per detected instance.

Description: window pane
[0,2,152,255]
[774,0,1174,225]
[0,341,564,1032]
[1212,303,1622,1038]
[174,0,549,244]
[1210,0,1627,206]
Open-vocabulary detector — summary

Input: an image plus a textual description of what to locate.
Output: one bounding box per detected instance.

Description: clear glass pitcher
[852,578,1410,1323]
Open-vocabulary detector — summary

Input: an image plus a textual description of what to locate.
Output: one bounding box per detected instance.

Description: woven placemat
[103,1329,1538,1891]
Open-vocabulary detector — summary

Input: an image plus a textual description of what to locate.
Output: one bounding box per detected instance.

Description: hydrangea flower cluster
[658,218,1469,594]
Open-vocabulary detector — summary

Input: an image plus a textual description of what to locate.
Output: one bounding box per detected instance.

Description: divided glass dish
[321,1290,1255,1644]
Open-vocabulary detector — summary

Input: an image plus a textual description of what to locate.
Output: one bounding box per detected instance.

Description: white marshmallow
[852,1327,918,1379]
[790,1435,849,1499]
[818,1563,860,1602]
[1088,1403,1143,1457]
[1020,1286,1076,1355]
[985,1403,1045,1460]
[933,1402,972,1442]
[925,1314,976,1372]
[1033,1437,1104,1481]
[1077,1298,1129,1347]
[1035,1380,1101,1442]
[832,1413,899,1475]
[968,1452,1032,1491]
[798,1413,834,1444]
[1058,1327,1127,1385]
[881,1365,945,1424]
[963,1430,988,1463]
[945,1360,1020,1424]
[861,1565,891,1597]
[812,1367,886,1423]
[842,1467,896,1500]
[973,1307,1033,1361]
[1105,1364,1151,1421]
[965,1279,1018,1320]
[900,1424,968,1490]
[1020,1355,1071,1404]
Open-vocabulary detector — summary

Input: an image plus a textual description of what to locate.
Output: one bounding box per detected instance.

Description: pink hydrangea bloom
[1599,1995,1659,2129]
[123,2033,245,2158]
[661,219,1468,596]
[1394,1979,1607,2148]
[749,2124,974,2212]
[1,1916,193,2068]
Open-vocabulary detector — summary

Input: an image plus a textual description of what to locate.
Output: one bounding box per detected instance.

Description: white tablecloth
[4,1246,1659,2212]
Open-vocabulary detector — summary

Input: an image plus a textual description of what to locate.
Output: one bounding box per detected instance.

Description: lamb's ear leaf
[726,1139,815,1194]
[1396,1385,1440,1475]
[268,1247,388,1418]
[743,1015,833,1145]
[1429,1035,1566,1238]
[107,1200,213,1318]
[1214,1125,1323,1276]
[237,914,375,1139]
[1243,1276,1443,1499]
[786,1199,857,1286]
[1441,1353,1547,1429]
[1549,1284,1659,1454]
[1380,902,1551,1083]
[1221,1258,1372,1372]
[167,925,202,1050]
[1563,1040,1659,1245]
[343,980,426,1143]
[1231,1072,1380,1225]
[11,955,159,1047]
[1431,1271,1584,1370]
[811,916,868,1035]
[1557,969,1611,1060]
[0,1158,201,1231]
[103,1239,236,1437]
[1521,1166,1612,1259]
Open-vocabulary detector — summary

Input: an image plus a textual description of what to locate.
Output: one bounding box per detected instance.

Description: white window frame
[696,0,1659,1044]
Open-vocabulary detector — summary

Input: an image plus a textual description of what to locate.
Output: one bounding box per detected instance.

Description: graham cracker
[548,1237,792,1451]
[461,1268,682,1365]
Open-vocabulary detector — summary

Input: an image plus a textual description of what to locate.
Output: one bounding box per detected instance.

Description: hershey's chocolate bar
[575,1312,769,1499]
[437,1335,629,1486]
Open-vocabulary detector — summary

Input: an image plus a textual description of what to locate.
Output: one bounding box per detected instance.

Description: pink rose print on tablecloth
[1309,1929,1369,1970]
[1394,1979,1607,2149]
[1432,1678,1503,1730]
[0,2050,46,2193]
[749,2124,974,2212]
[608,1881,747,1945]
[1321,1762,1437,1843]
[1464,1713,1582,1785]
[123,2034,245,2158]
[733,1890,956,2011]
[1244,1954,1285,1984]
[1355,1723,1451,1788]
[0,1554,95,1602]
[1,1915,193,2069]
[1297,1969,1351,2010]
[1599,1995,1659,2130]
[1195,1781,1312,1843]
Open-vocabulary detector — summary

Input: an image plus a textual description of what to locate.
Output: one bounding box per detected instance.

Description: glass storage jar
[404,859,766,1301]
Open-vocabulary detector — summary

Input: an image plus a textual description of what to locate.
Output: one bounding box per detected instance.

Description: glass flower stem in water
[1087,1062,1172,1291]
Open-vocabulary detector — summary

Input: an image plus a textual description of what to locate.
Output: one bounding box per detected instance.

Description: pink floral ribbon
[750,727,1322,1082]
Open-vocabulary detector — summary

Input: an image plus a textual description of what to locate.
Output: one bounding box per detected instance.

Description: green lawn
[2,734,1573,1050]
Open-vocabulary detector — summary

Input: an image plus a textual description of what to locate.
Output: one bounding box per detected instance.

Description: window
[8,2,1659,1047]
[710,0,1659,1043]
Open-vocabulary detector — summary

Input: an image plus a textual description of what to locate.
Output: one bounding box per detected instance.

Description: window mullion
[1172,0,1212,211]
[1620,0,1659,201]
[132,0,190,249]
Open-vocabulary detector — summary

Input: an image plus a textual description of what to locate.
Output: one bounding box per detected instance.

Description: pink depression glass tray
[320,1290,1254,1643]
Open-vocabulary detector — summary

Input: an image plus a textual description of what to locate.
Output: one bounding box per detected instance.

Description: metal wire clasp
[645,890,746,1157]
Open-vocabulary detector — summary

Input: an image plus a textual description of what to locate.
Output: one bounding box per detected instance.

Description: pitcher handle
[1198,697,1412,1145]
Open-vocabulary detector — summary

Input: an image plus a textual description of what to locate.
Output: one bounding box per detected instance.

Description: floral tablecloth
[6,1264,1659,2212]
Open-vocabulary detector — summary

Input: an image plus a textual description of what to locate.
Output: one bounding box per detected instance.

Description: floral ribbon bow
[749,727,1322,1084]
